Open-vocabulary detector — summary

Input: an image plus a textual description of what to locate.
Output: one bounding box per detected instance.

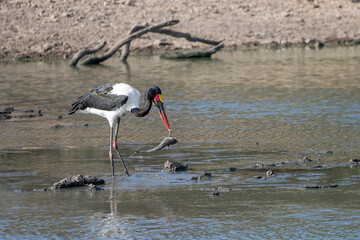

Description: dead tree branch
[80,20,179,65]
[69,41,106,66]
[120,25,223,61]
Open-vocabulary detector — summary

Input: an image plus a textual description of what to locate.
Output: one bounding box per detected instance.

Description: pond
[1,47,360,239]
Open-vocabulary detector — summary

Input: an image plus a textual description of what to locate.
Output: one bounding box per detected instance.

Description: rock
[164,160,188,171]
[124,0,136,6]
[191,171,212,180]
[84,175,105,185]
[266,169,274,177]
[50,124,64,129]
[53,175,105,189]
[299,156,314,164]
[37,9,45,15]
[211,191,220,196]
[87,183,104,191]
[0,107,14,119]
[43,43,53,52]
[0,107,15,114]
[0,114,12,120]
[216,187,231,192]
[61,12,74,18]
[349,159,360,164]
[253,176,264,180]
[74,175,87,184]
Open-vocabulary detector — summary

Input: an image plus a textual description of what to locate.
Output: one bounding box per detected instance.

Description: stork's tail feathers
[69,93,89,114]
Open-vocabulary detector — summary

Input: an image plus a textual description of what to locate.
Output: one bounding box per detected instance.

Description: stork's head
[146,86,171,134]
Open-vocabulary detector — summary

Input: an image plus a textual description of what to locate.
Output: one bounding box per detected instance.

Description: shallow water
[1,47,360,239]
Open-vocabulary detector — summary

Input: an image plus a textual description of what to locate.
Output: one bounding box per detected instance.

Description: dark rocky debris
[191,171,212,180]
[0,107,43,120]
[52,175,105,189]
[299,184,340,189]
[164,160,188,171]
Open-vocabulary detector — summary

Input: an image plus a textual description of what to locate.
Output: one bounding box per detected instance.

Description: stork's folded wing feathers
[69,91,128,114]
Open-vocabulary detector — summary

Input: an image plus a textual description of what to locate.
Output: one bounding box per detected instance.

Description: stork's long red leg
[114,117,130,176]
[109,127,115,177]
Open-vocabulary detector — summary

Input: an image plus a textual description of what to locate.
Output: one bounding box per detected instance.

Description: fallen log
[160,42,224,59]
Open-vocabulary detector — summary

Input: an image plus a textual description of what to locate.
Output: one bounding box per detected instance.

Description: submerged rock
[253,175,265,180]
[53,175,105,189]
[349,159,360,164]
[191,171,212,180]
[211,191,220,196]
[266,169,275,177]
[87,183,104,191]
[164,160,188,171]
[298,156,319,164]
[216,187,231,192]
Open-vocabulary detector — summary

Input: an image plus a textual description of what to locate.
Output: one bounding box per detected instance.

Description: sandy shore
[1,0,360,60]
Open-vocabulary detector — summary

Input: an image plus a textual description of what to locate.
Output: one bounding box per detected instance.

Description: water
[1,47,360,239]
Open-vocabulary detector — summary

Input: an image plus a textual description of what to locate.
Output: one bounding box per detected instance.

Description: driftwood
[73,20,179,66]
[69,41,106,66]
[70,19,224,66]
[160,42,224,59]
[120,24,223,61]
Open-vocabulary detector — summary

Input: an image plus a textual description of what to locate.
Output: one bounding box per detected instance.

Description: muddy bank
[1,0,360,61]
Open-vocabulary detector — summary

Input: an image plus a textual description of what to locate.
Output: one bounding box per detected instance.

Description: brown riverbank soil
[1,0,360,61]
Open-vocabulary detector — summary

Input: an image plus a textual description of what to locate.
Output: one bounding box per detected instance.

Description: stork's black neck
[132,99,152,117]
[131,86,161,117]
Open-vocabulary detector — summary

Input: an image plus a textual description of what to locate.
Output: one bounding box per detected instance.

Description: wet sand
[1,0,360,60]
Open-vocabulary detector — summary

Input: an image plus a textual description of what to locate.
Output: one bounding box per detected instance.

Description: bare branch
[69,41,106,66]
[120,24,146,61]
[153,29,223,45]
[120,24,223,61]
[81,20,179,65]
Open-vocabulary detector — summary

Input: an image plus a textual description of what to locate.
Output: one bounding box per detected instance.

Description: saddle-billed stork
[69,83,171,177]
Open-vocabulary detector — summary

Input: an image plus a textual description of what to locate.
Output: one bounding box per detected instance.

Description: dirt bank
[1,0,360,61]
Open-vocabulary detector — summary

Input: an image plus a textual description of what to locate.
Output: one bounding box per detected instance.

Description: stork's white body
[78,83,140,127]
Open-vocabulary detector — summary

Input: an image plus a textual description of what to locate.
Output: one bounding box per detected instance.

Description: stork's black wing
[69,83,128,114]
